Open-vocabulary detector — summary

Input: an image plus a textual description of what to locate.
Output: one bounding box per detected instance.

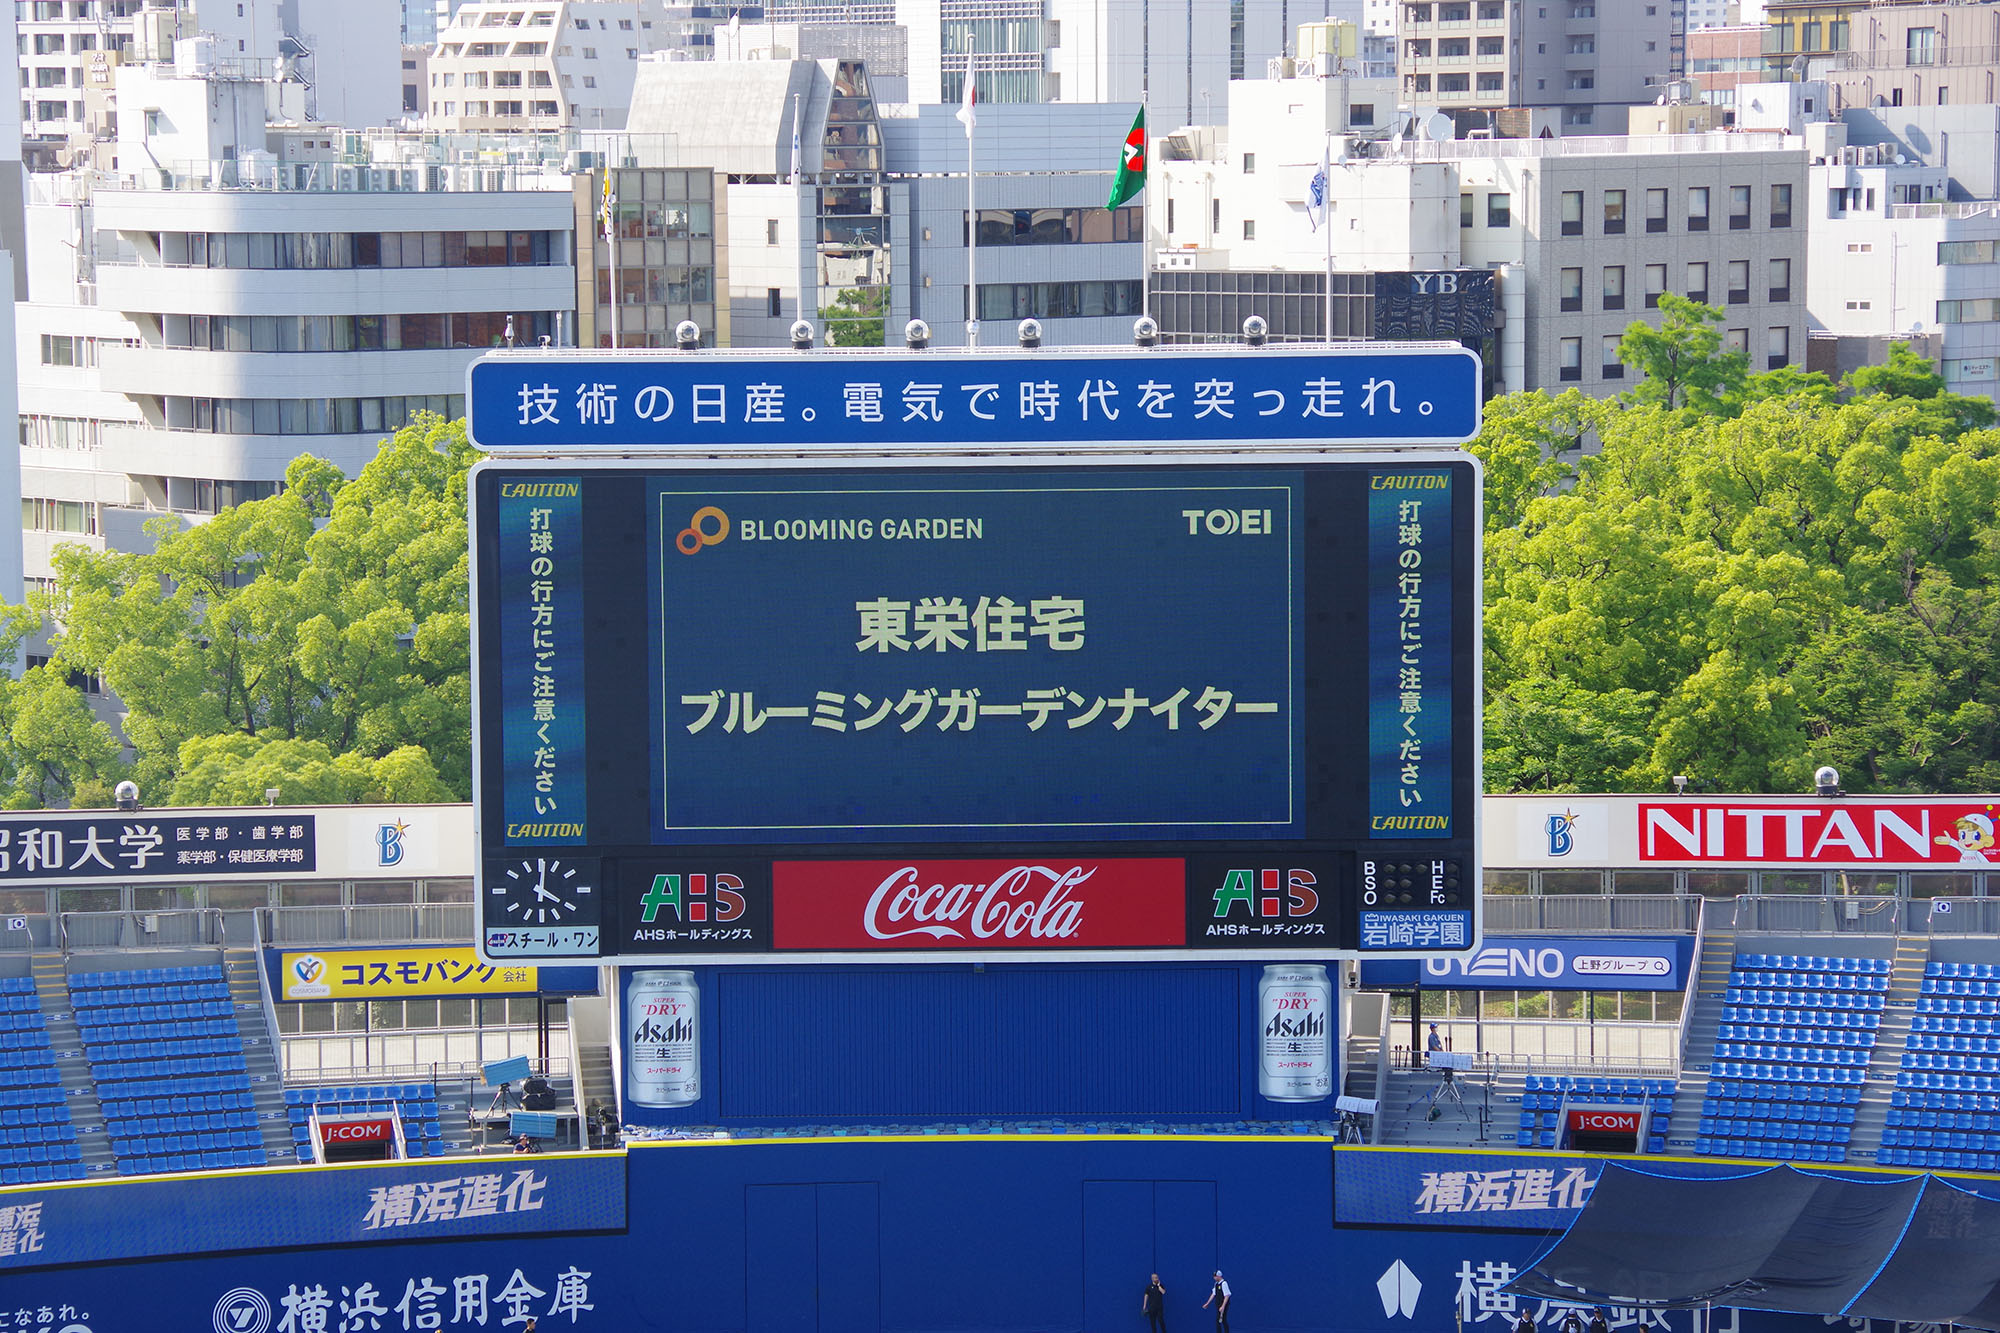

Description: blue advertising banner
[0,1153,624,1272]
[497,478,587,846]
[648,469,1304,843]
[1361,936,1691,991]
[0,814,313,885]
[466,347,1483,452]
[1333,1147,1770,1230]
[1368,470,1454,838]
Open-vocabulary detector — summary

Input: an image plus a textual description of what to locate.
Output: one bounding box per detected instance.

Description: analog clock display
[493,856,596,925]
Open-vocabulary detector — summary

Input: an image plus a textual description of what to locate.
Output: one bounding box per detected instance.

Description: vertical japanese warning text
[1369,471,1454,837]
[500,479,587,845]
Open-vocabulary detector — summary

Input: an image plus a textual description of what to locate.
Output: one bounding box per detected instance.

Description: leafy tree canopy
[8,414,475,808]
[1477,348,2000,794]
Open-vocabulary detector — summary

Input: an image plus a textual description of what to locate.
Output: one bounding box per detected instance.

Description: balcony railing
[263,904,475,944]
[1481,893,1702,933]
[1834,44,2000,70]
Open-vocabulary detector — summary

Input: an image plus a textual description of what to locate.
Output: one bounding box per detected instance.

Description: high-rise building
[1,3,26,610]
[15,128,582,588]
[1398,0,1682,135]
[427,0,662,131]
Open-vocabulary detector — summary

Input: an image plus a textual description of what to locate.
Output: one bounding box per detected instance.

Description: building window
[1686,262,1708,304]
[1801,21,1820,50]
[1487,192,1511,228]
[1561,190,1583,236]
[1769,257,1791,302]
[767,219,780,245]
[1242,219,1256,240]
[1559,336,1582,381]
[1767,325,1789,369]
[1560,267,1583,312]
[1646,187,1668,233]
[1829,19,1848,49]
[1906,26,1935,66]
[1727,260,1749,304]
[767,288,783,318]
[1460,193,1475,227]
[1242,152,1256,173]
[1771,182,1792,228]
[1601,334,1624,379]
[1727,328,1748,353]
[1687,186,1710,231]
[1939,240,1997,264]
[1603,188,1625,234]
[1729,184,1751,229]
[1602,265,1625,311]
[1645,263,1666,309]
[1937,298,2000,323]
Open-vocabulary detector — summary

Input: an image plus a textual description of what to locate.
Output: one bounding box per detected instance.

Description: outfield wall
[0,1142,1981,1333]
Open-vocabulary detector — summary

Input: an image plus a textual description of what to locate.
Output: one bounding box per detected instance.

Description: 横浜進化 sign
[465,346,1483,452]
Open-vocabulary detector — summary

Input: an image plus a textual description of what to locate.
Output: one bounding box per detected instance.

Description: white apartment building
[18,0,400,170]
[1151,67,1806,393]
[1803,124,1999,398]
[2,3,26,608]
[16,132,580,587]
[626,51,1144,347]
[427,0,667,132]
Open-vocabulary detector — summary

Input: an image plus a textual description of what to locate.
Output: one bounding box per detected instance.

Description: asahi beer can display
[1258,964,1332,1101]
[627,970,700,1108]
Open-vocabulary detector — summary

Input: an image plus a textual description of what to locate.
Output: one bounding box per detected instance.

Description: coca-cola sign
[771,859,1186,950]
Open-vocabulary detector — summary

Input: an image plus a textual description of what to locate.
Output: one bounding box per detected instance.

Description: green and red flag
[1107,107,1146,210]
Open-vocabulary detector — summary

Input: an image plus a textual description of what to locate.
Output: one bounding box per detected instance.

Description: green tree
[1616,292,1747,413]
[820,286,888,347]
[27,414,478,805]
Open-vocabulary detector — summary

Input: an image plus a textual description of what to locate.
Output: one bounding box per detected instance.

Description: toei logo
[676,505,729,555]
[639,873,748,923]
[1212,868,1320,919]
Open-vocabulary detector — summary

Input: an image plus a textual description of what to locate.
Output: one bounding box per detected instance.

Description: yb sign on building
[467,347,1484,964]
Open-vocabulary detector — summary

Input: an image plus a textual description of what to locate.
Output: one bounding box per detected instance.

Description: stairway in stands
[30,954,111,1176]
[1660,913,1737,1148]
[1847,933,1931,1163]
[223,945,296,1165]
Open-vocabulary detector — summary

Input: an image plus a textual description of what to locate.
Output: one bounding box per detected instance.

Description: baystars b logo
[676,506,729,555]
[1545,808,1580,857]
[376,818,409,867]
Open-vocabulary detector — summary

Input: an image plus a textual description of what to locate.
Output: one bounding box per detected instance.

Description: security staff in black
[1204,1272,1232,1333]
[1142,1275,1167,1333]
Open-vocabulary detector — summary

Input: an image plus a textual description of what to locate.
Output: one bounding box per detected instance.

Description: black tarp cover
[1508,1163,2000,1328]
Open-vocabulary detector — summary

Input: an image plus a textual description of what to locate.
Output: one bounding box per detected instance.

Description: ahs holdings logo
[639,873,747,923]
[1213,868,1320,919]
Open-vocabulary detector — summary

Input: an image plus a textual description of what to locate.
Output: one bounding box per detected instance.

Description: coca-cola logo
[864,864,1090,941]
[772,858,1185,951]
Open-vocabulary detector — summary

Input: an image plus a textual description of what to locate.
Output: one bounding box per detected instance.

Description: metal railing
[1370,131,1801,161]
[1920,897,2000,934]
[1731,893,1907,935]
[58,908,228,952]
[1481,893,1701,933]
[262,904,474,944]
[1676,895,1710,1071]
[1420,1018,1681,1073]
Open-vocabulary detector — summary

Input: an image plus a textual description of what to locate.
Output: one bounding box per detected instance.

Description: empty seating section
[288,1083,448,1161]
[1880,961,2000,1171]
[71,965,267,1175]
[1696,952,1882,1162]
[1515,1076,1675,1152]
[0,977,83,1185]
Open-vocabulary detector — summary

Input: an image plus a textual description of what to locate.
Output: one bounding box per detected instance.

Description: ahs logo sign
[639,873,747,924]
[1213,868,1320,919]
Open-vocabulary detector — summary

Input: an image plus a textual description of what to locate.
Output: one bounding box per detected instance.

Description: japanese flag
[956,63,977,139]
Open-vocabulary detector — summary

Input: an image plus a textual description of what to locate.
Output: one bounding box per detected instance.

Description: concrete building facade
[1398,0,1682,133]
[427,0,662,132]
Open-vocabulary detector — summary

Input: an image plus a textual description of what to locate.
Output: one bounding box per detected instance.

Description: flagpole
[1140,104,1151,333]
[1324,132,1335,344]
[965,53,979,348]
[794,92,809,333]
[606,170,621,349]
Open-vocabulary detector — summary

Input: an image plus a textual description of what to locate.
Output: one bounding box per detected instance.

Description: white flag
[1306,166,1328,231]
[955,63,977,138]
[790,118,802,184]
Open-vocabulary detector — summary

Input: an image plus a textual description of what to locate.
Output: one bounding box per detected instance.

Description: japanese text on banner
[1368,472,1453,838]
[499,480,587,846]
